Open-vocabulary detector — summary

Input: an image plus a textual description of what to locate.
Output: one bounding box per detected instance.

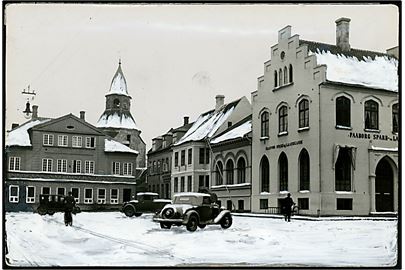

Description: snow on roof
[174,105,235,146]
[173,192,211,197]
[96,113,139,130]
[6,119,51,147]
[210,120,251,144]
[104,138,139,154]
[107,64,129,97]
[311,49,398,92]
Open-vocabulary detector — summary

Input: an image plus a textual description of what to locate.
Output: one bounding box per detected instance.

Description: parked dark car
[37,194,81,215]
[153,192,232,232]
[122,192,171,217]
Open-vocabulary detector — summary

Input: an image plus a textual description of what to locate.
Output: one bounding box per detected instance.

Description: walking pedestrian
[64,191,76,226]
[282,193,295,222]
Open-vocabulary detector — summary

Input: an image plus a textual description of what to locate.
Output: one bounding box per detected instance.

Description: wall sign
[266,140,303,150]
[348,132,398,141]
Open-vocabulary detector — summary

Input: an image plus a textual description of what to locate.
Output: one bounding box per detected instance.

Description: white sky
[4,4,399,150]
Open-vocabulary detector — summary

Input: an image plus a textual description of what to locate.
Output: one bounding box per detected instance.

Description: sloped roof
[210,115,252,145]
[300,40,398,92]
[174,98,241,146]
[107,63,129,97]
[96,112,139,130]
[6,118,51,146]
[104,138,138,155]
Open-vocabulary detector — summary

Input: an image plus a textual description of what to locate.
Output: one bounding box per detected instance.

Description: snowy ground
[5,212,398,267]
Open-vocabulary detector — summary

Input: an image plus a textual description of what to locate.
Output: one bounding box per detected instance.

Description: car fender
[214,210,231,224]
[183,210,200,224]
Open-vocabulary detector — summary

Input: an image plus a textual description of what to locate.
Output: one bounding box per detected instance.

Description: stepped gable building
[96,61,146,169]
[171,95,251,195]
[147,117,193,199]
[5,107,138,212]
[210,115,252,212]
[251,18,398,216]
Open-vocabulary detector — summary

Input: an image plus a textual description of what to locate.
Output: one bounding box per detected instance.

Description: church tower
[96,61,146,168]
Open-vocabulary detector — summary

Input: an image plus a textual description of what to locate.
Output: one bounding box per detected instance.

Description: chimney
[183,116,189,125]
[11,123,19,129]
[215,95,225,111]
[32,105,38,119]
[80,111,85,120]
[335,17,351,52]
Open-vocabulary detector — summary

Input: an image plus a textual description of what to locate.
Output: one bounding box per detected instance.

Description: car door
[198,197,213,222]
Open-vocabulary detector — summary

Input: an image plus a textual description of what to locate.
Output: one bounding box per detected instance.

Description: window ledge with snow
[335,125,352,130]
[364,128,380,133]
[260,136,269,141]
[278,131,288,137]
[298,127,310,132]
[279,190,290,194]
[260,192,271,195]
[335,191,353,194]
[299,190,310,193]
[273,82,294,92]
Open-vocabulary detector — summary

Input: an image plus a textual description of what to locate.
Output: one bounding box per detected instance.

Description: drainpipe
[318,83,322,217]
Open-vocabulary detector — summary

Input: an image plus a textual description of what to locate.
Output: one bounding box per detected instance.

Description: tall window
[279,106,288,133]
[279,152,288,191]
[289,64,293,83]
[58,135,68,147]
[174,177,179,193]
[187,176,192,192]
[43,134,54,146]
[205,148,210,164]
[299,149,310,191]
[180,177,185,192]
[26,186,35,203]
[71,188,79,203]
[365,100,379,130]
[216,161,224,185]
[260,156,269,192]
[274,70,278,88]
[181,150,185,166]
[42,187,51,195]
[226,160,234,185]
[283,66,288,84]
[188,149,192,164]
[199,148,205,164]
[174,152,179,167]
[237,157,246,184]
[261,111,269,137]
[72,160,82,173]
[335,148,352,191]
[57,159,67,173]
[9,157,21,171]
[42,158,53,172]
[112,162,120,175]
[85,137,96,148]
[392,103,398,133]
[97,189,106,204]
[336,96,351,127]
[72,136,82,147]
[279,68,283,86]
[85,160,95,174]
[110,189,119,204]
[123,162,133,175]
[57,187,65,195]
[299,100,309,128]
[9,185,19,203]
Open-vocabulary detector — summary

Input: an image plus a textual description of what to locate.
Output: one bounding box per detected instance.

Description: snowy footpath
[5,212,398,267]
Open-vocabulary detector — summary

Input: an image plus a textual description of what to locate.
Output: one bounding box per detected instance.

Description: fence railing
[264,206,299,215]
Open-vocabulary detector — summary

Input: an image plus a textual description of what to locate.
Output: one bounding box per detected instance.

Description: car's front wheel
[124,206,135,217]
[160,222,171,229]
[220,214,232,229]
[186,215,198,232]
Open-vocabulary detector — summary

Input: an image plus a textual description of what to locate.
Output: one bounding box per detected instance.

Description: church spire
[107,61,129,96]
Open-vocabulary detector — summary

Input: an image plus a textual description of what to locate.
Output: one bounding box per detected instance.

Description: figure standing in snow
[64,192,76,226]
[282,193,295,222]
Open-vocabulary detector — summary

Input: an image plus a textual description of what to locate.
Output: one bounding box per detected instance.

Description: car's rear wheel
[134,213,142,217]
[160,222,171,229]
[47,210,55,215]
[37,207,46,215]
[124,206,135,217]
[186,215,198,232]
[220,214,232,229]
[198,224,206,229]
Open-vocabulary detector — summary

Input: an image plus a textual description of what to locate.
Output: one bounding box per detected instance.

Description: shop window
[335,148,352,191]
[392,103,398,133]
[278,106,288,133]
[298,99,309,128]
[336,96,351,127]
[365,100,379,130]
[57,187,65,196]
[279,152,288,191]
[337,198,353,210]
[226,160,234,185]
[216,161,224,185]
[26,186,35,203]
[299,149,310,191]
[71,188,79,203]
[9,185,19,203]
[260,156,269,192]
[237,157,246,184]
[110,189,119,204]
[298,198,309,210]
[97,189,106,204]
[42,187,50,195]
[260,199,268,209]
[84,188,93,204]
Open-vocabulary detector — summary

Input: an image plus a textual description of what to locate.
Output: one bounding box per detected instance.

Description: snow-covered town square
[5,212,397,267]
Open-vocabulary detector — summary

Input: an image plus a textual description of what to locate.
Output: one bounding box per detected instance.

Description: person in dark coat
[282,193,295,222]
[64,192,76,226]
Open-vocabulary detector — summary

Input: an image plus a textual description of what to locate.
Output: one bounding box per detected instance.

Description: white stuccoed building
[251,18,398,216]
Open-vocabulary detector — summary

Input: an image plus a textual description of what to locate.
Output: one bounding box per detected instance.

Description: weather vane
[21,85,37,119]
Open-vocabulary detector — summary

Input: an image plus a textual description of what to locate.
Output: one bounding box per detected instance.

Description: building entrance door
[123,189,132,202]
[375,158,394,212]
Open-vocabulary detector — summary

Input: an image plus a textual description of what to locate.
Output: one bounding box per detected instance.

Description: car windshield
[173,196,203,205]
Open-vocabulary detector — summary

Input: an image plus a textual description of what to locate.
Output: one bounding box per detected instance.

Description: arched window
[392,103,398,133]
[279,68,283,86]
[284,66,288,84]
[113,99,120,108]
[279,106,288,133]
[335,147,351,191]
[215,161,223,185]
[299,99,309,128]
[336,96,351,127]
[299,149,310,190]
[365,100,379,130]
[279,152,288,191]
[237,157,246,184]
[274,71,278,88]
[226,160,234,185]
[260,156,269,192]
[289,64,293,83]
[261,111,269,137]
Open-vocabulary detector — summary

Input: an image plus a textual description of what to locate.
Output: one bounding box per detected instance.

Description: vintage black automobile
[153,192,232,232]
[122,192,171,217]
[37,194,81,215]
